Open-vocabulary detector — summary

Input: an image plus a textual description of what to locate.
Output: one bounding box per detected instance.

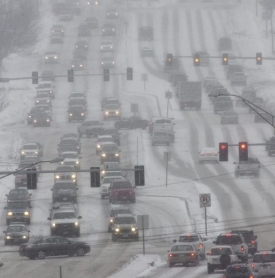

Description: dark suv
[51,182,78,203]
[230,229,258,255]
[100,143,120,164]
[5,201,31,225]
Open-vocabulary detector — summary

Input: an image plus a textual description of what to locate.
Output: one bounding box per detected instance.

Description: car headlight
[35,151,38,154]
[112,62,115,64]
[103,29,105,31]
[60,161,64,164]
[34,120,37,122]
[81,113,84,116]
[110,219,114,223]
[115,111,119,114]
[6,236,10,239]
[101,47,103,49]
[21,151,25,154]
[24,211,29,216]
[75,222,79,226]
[102,170,105,174]
[97,145,100,148]
[28,115,31,118]
[7,212,12,216]
[131,227,136,232]
[115,228,119,232]
[101,153,106,157]
[105,111,109,115]
[47,100,50,102]
[52,223,56,227]
[112,29,115,31]
[80,64,83,67]
[72,65,75,68]
[115,153,119,157]
[71,174,76,178]
[47,119,50,122]
[54,56,57,59]
[45,57,48,59]
[76,161,79,164]
[101,62,104,65]
[69,114,72,116]
[36,100,39,103]
[55,175,60,179]
[23,236,27,239]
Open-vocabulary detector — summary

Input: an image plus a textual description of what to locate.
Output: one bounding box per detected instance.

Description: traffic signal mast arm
[210,92,275,128]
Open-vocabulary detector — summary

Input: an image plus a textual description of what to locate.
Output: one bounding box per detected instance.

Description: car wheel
[132,198,136,203]
[75,231,80,237]
[76,247,85,256]
[4,240,7,246]
[27,219,31,225]
[37,250,46,259]
[207,263,213,274]
[108,226,111,233]
[112,234,117,242]
[169,262,174,268]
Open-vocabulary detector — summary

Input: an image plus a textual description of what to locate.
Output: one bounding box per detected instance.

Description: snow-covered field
[0,0,275,277]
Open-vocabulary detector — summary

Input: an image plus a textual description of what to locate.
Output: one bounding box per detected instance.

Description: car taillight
[250,263,254,269]
[249,275,254,278]
[169,254,173,257]
[241,245,244,251]
[199,243,203,248]
[201,152,204,156]
[190,253,194,256]
[251,240,255,244]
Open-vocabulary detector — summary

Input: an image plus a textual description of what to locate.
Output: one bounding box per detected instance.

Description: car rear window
[112,181,132,188]
[211,248,232,255]
[171,245,194,252]
[253,254,275,263]
[178,235,199,242]
[216,235,242,245]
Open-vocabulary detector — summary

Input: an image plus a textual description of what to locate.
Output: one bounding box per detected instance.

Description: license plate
[63,197,67,201]
[122,234,129,238]
[122,196,127,199]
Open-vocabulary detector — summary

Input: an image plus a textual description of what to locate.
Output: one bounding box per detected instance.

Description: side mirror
[47,217,51,220]
[78,216,82,219]
[50,189,53,191]
[173,239,177,243]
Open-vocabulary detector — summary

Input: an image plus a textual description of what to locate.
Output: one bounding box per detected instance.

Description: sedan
[101,56,115,68]
[115,116,149,129]
[71,59,85,71]
[100,41,114,52]
[19,236,90,259]
[198,148,219,163]
[68,105,86,122]
[75,40,88,50]
[221,110,238,124]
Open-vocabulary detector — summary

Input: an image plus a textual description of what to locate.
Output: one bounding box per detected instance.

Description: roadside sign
[165,90,172,99]
[131,103,138,113]
[163,151,171,161]
[199,193,211,208]
[141,73,148,81]
[137,215,149,229]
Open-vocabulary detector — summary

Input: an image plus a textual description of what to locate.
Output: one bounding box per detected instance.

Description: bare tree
[0,0,39,65]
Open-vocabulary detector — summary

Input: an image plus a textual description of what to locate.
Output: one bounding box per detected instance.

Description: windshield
[9,190,28,197]
[114,217,136,224]
[23,145,37,150]
[103,177,123,184]
[216,235,242,245]
[178,235,199,242]
[7,202,28,209]
[53,212,76,219]
[38,83,51,89]
[253,254,275,263]
[61,153,78,158]
[7,226,27,233]
[112,181,132,188]
[110,209,131,217]
[102,145,117,151]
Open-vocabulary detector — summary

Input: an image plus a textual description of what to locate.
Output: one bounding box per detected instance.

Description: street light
[0,157,64,180]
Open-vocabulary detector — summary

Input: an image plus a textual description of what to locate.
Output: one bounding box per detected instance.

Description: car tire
[26,219,31,225]
[76,247,85,256]
[207,263,213,274]
[4,240,7,246]
[28,255,36,260]
[169,262,174,268]
[112,234,117,242]
[108,226,111,233]
[37,250,46,259]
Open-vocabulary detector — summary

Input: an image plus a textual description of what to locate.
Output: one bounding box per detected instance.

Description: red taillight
[199,243,203,248]
[214,152,218,156]
[201,152,204,156]
[250,263,254,269]
[190,253,194,256]
[169,254,173,257]
[226,234,232,237]
[249,275,254,278]
[251,240,255,244]
[241,245,244,251]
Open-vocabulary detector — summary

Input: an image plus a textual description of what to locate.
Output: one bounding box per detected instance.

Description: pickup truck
[234,156,260,178]
[151,117,175,142]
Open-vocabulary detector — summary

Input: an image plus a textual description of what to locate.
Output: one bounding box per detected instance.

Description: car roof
[179,233,200,237]
[115,213,134,218]
[211,245,233,249]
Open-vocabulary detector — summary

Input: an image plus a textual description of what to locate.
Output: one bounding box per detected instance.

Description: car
[41,71,55,82]
[108,207,132,232]
[32,112,51,127]
[100,142,120,164]
[103,104,121,120]
[36,80,55,93]
[231,72,247,86]
[78,23,91,37]
[101,97,120,110]
[101,162,121,178]
[173,233,206,260]
[14,173,27,189]
[101,128,120,145]
[106,8,118,19]
[58,143,79,157]
[115,116,149,129]
[5,201,31,225]
[198,147,219,163]
[27,107,48,124]
[19,156,42,171]
[6,189,32,207]
[101,55,115,68]
[96,135,115,154]
[36,103,52,117]
[84,17,98,28]
[69,99,86,110]
[111,214,139,242]
[151,131,170,146]
[251,250,275,277]
[75,40,88,50]
[59,152,81,170]
[138,27,154,40]
[44,51,58,64]
[234,156,260,178]
[73,48,87,61]
[213,233,248,262]
[102,23,116,36]
[203,76,217,88]
[20,142,43,159]
[54,165,77,185]
[218,37,232,51]
[59,138,81,155]
[224,264,258,278]
[77,120,104,138]
[51,181,78,203]
[3,223,30,245]
[214,96,233,114]
[109,179,135,204]
[140,46,154,57]
[221,110,238,124]
[226,64,243,79]
[51,24,65,36]
[101,176,124,199]
[35,91,51,106]
[71,59,85,70]
[151,117,175,141]
[19,236,90,259]
[100,41,114,52]
[194,51,209,65]
[207,245,238,274]
[48,207,82,236]
[168,243,199,267]
[61,133,79,141]
[51,33,63,44]
[68,105,86,122]
[59,13,74,21]
[230,229,258,255]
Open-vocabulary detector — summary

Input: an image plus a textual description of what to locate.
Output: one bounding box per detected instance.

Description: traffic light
[134,165,145,186]
[167,54,173,66]
[90,167,100,187]
[219,142,228,161]
[194,53,200,66]
[68,69,74,82]
[256,52,262,65]
[127,67,133,80]
[27,168,37,189]
[103,68,110,82]
[222,53,228,66]
[32,71,38,84]
[239,142,248,161]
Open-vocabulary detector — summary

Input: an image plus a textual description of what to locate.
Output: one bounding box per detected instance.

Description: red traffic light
[240,143,247,149]
[220,144,227,150]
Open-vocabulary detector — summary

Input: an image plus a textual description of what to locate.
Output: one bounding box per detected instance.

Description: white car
[100,176,124,199]
[174,233,206,259]
[207,245,238,274]
[198,147,219,163]
[100,41,113,52]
